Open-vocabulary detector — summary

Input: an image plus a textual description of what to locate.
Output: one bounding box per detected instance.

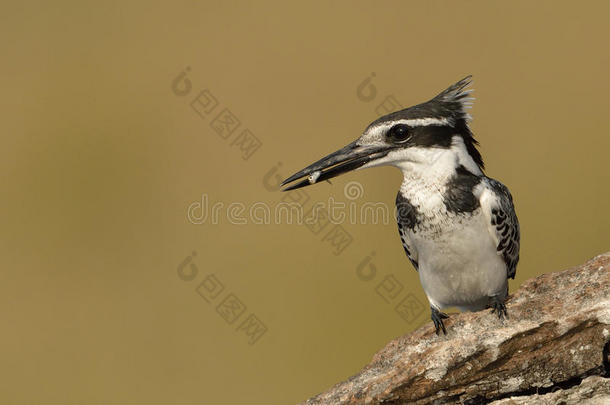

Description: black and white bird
[281,76,520,334]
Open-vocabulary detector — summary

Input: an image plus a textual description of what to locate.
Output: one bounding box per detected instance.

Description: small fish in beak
[308,171,321,184]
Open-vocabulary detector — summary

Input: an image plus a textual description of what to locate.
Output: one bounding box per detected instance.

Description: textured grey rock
[302,252,610,404]
[490,375,610,404]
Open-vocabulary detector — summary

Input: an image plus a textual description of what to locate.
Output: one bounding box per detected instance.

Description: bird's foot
[431,307,449,335]
[488,295,508,320]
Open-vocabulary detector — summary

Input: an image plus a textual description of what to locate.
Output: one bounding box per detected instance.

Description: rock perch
[302,252,610,404]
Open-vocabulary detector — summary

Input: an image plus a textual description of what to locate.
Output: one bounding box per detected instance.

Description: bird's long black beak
[280,141,390,191]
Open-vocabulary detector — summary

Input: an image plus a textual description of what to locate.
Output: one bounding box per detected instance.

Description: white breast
[409,209,508,312]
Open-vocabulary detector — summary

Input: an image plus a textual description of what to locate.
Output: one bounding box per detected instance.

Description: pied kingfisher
[281,76,520,334]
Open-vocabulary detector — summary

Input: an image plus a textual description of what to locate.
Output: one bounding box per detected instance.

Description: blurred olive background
[1,1,609,404]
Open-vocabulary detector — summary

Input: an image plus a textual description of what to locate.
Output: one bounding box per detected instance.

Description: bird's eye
[387,124,411,143]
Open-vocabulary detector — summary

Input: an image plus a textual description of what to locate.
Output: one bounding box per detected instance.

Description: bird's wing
[396,193,419,271]
[478,178,520,279]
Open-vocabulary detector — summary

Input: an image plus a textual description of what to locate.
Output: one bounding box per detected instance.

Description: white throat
[361,136,483,207]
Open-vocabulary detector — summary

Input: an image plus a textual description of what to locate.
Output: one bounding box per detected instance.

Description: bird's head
[281,76,484,191]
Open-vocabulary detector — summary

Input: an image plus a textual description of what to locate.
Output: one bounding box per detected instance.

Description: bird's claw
[431,307,449,335]
[489,295,508,320]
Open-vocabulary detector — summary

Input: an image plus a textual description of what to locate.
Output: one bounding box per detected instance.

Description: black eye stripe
[408,125,454,147]
[385,123,457,147]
